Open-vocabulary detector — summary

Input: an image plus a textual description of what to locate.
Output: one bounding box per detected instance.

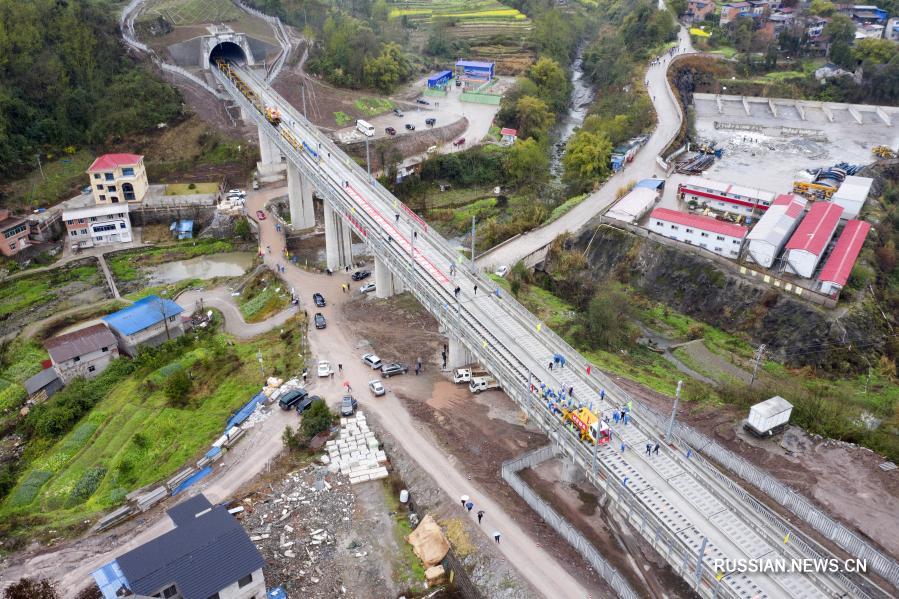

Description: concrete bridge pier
[447,335,475,369]
[374,257,396,298]
[256,127,285,181]
[287,162,315,230]
[324,203,353,271]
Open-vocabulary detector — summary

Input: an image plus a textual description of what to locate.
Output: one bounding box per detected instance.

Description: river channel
[550,44,597,177]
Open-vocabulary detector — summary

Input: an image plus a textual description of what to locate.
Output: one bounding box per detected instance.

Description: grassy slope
[1,322,306,536]
[0,265,101,319]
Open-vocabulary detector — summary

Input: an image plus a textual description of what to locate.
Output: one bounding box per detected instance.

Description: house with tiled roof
[44,323,119,383]
[87,153,149,205]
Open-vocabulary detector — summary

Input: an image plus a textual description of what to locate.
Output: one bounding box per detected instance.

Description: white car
[361,353,382,369]
[368,380,385,396]
[317,360,332,377]
[360,282,376,293]
[227,189,246,197]
[494,265,509,277]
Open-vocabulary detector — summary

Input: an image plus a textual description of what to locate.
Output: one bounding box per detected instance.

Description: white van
[469,376,500,394]
[356,119,375,137]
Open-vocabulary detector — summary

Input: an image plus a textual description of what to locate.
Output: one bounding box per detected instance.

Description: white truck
[469,375,500,394]
[744,395,793,437]
[452,367,488,384]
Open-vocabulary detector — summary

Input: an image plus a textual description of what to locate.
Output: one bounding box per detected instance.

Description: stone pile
[325,411,388,484]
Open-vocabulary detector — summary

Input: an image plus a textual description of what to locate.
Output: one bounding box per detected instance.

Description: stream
[550,44,597,178]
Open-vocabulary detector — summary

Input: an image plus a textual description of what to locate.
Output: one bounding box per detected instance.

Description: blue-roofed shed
[427,70,453,88]
[635,179,665,192]
[455,60,494,81]
[171,219,194,239]
[102,295,185,356]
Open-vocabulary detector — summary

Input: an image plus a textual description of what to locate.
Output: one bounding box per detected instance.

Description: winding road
[477,26,694,270]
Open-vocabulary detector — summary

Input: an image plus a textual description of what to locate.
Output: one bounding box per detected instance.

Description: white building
[62,204,132,248]
[606,187,659,224]
[44,324,119,384]
[745,194,807,268]
[649,208,748,258]
[831,176,872,220]
[783,201,843,278]
[677,176,776,219]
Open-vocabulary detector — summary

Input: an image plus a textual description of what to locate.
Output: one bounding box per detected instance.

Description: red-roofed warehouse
[818,220,871,296]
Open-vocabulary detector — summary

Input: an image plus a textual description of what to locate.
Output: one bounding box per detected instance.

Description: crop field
[146,0,241,26]
[0,322,307,538]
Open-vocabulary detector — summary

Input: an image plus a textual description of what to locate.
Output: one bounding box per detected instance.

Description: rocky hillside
[545,225,892,372]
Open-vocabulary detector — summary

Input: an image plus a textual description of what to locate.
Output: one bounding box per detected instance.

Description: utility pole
[256,349,265,377]
[469,215,476,272]
[665,380,682,443]
[749,344,766,386]
[36,154,46,181]
[300,84,307,118]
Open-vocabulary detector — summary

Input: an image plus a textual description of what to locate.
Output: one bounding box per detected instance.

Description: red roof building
[87,153,144,172]
[818,220,871,296]
[784,201,843,278]
[649,208,748,258]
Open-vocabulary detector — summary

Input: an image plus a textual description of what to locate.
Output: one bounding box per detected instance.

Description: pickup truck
[452,367,487,383]
[469,375,500,394]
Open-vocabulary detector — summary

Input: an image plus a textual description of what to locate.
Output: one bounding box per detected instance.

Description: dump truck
[265,106,282,126]
[452,367,488,384]
[469,375,500,393]
[564,407,611,445]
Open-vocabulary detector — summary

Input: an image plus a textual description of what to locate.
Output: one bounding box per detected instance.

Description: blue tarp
[226,391,267,431]
[171,466,213,495]
[205,446,222,459]
[635,179,665,191]
[92,560,131,599]
[267,587,288,599]
[102,295,184,336]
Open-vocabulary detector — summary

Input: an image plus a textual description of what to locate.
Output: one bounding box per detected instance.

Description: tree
[74,586,102,599]
[829,41,855,69]
[503,138,550,188]
[364,42,409,93]
[163,369,192,407]
[854,38,899,65]
[527,57,571,114]
[808,0,836,16]
[825,15,856,46]
[233,217,250,240]
[562,130,613,190]
[515,96,555,140]
[4,578,59,599]
[300,398,333,439]
[732,17,754,53]
[532,9,576,65]
[578,286,635,350]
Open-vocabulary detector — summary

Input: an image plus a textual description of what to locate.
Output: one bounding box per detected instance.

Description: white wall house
[649,208,748,258]
[677,176,776,219]
[745,194,807,269]
[63,204,132,248]
[831,176,872,220]
[783,201,843,278]
[44,324,119,384]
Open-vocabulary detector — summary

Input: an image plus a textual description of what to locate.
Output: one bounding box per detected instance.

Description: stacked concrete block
[324,412,388,484]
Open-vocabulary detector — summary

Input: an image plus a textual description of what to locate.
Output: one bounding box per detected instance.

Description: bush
[3,578,59,599]
[163,369,192,407]
[301,399,333,439]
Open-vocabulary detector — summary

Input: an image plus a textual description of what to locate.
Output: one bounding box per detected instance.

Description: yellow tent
[690,27,711,38]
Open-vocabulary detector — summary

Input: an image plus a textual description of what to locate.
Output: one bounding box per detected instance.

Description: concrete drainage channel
[501,446,640,599]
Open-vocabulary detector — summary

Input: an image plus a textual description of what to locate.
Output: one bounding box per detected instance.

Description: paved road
[176,286,299,339]
[476,27,694,270]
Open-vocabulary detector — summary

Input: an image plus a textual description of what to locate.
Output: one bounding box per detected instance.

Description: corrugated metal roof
[44,323,117,364]
[112,494,265,599]
[87,153,143,171]
[832,176,873,204]
[746,194,807,246]
[682,176,775,202]
[63,203,130,221]
[818,220,871,287]
[650,208,748,238]
[102,295,184,336]
[23,368,61,395]
[608,188,658,223]
[750,395,793,418]
[455,60,494,69]
[785,201,843,255]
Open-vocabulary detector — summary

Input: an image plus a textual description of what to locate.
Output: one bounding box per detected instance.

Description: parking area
[331,76,510,155]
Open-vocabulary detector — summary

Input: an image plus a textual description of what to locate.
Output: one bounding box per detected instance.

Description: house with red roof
[649,208,748,258]
[86,153,148,205]
[783,201,843,278]
[818,220,871,297]
[500,128,518,146]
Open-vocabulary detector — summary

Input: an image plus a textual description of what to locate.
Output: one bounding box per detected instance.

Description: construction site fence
[441,549,484,599]
[597,217,838,308]
[501,446,641,599]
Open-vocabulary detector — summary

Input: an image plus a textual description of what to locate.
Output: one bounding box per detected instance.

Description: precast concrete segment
[287,161,315,229]
[215,63,866,599]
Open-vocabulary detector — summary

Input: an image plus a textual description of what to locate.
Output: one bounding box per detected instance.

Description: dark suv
[381,362,408,378]
[314,313,326,329]
[340,394,358,416]
[351,270,371,281]
[295,393,320,414]
[279,388,309,410]
[313,293,326,307]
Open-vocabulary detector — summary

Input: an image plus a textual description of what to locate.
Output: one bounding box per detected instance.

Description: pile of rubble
[324,412,388,484]
[240,466,357,598]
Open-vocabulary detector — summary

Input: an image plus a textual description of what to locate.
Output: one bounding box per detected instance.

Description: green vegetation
[238,270,291,322]
[2,151,95,209]
[123,278,205,302]
[0,0,182,189]
[384,478,426,584]
[163,182,219,195]
[148,0,242,26]
[0,264,102,320]
[0,319,308,541]
[548,194,587,222]
[333,111,352,127]
[354,97,394,117]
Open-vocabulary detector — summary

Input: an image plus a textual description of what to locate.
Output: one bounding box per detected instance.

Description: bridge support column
[287,162,315,230]
[375,257,395,298]
[257,124,278,165]
[392,273,405,294]
[562,460,585,483]
[324,203,353,271]
[447,336,474,369]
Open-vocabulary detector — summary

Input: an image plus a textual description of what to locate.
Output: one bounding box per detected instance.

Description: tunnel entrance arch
[209,41,247,66]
